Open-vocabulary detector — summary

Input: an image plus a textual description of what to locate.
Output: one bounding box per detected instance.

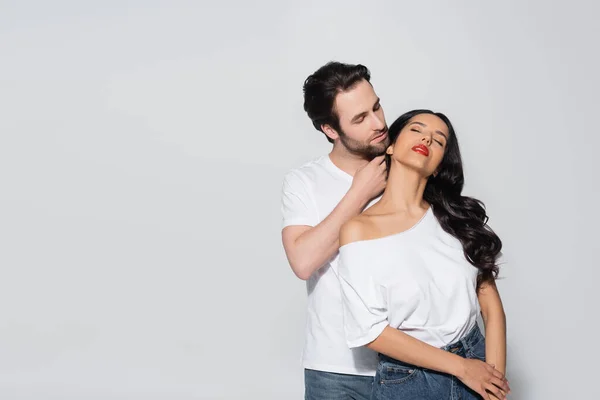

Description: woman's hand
[456,358,510,399]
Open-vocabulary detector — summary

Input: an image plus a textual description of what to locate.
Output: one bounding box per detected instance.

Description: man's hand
[349,155,387,205]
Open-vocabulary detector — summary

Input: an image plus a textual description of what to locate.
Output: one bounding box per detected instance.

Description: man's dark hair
[303,61,371,143]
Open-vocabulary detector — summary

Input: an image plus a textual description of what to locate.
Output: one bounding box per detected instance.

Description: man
[280,61,390,399]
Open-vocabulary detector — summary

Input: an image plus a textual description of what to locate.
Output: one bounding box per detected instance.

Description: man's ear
[322,124,339,142]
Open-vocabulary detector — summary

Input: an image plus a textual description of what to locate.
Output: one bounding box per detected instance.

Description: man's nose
[371,113,385,131]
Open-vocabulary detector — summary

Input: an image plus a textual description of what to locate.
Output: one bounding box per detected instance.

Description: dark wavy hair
[303,61,371,143]
[386,109,502,287]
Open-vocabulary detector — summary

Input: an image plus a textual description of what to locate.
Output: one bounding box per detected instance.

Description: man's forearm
[290,189,368,279]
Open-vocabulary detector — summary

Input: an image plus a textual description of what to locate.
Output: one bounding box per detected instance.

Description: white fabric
[338,207,481,349]
[281,155,379,376]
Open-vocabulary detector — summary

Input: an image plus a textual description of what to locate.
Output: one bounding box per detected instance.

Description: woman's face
[386,113,449,177]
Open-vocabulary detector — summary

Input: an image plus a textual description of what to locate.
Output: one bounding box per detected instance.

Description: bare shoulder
[340,215,378,247]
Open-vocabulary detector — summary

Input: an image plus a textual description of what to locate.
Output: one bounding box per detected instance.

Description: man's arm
[283,189,369,280]
[281,156,386,280]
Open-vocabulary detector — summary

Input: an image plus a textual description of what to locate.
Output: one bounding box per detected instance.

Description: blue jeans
[372,325,486,400]
[304,369,373,400]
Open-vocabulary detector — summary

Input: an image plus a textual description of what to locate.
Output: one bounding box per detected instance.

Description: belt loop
[461,324,477,351]
[460,334,468,352]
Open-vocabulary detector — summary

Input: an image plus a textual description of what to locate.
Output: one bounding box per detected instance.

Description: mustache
[372,126,389,139]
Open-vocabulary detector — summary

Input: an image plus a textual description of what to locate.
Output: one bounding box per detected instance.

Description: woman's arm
[367,327,508,400]
[478,280,508,399]
[339,221,509,399]
[478,280,507,374]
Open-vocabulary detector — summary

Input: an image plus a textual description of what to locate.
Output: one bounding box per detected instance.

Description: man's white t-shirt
[281,155,379,376]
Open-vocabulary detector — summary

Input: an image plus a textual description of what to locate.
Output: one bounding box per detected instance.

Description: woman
[338,110,509,400]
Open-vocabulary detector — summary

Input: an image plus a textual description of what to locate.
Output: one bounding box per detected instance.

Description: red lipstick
[412,144,429,156]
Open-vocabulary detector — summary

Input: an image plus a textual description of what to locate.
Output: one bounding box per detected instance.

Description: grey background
[1,1,598,399]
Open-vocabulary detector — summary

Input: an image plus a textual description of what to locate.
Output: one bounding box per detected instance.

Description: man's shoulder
[283,155,328,183]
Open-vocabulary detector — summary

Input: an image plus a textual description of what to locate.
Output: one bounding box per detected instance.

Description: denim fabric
[372,325,486,400]
[304,369,374,400]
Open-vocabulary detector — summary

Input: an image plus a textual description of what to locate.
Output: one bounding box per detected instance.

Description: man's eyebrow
[351,98,381,123]
[351,111,368,123]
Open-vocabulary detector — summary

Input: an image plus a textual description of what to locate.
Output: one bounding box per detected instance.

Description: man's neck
[328,143,369,177]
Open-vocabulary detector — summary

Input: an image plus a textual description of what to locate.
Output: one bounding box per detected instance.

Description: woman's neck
[378,162,430,213]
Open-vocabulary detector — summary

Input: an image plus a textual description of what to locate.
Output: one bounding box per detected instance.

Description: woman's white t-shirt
[338,207,481,349]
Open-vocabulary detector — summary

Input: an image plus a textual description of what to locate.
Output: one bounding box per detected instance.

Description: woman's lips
[411,144,429,156]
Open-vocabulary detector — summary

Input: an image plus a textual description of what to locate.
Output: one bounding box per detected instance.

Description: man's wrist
[345,187,369,210]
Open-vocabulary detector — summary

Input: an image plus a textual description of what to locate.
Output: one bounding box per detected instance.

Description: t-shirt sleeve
[338,243,389,348]
[280,171,318,228]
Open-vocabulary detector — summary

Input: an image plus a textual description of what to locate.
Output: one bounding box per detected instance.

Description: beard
[338,126,390,160]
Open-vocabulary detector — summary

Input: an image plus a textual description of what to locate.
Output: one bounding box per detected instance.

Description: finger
[485,383,505,400]
[487,364,505,379]
[486,392,504,400]
[371,155,385,164]
[490,377,509,392]
[490,368,505,380]
[492,384,508,400]
[489,375,508,389]
[479,388,492,400]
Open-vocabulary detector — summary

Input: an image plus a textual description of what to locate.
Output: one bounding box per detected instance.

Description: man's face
[328,79,389,159]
